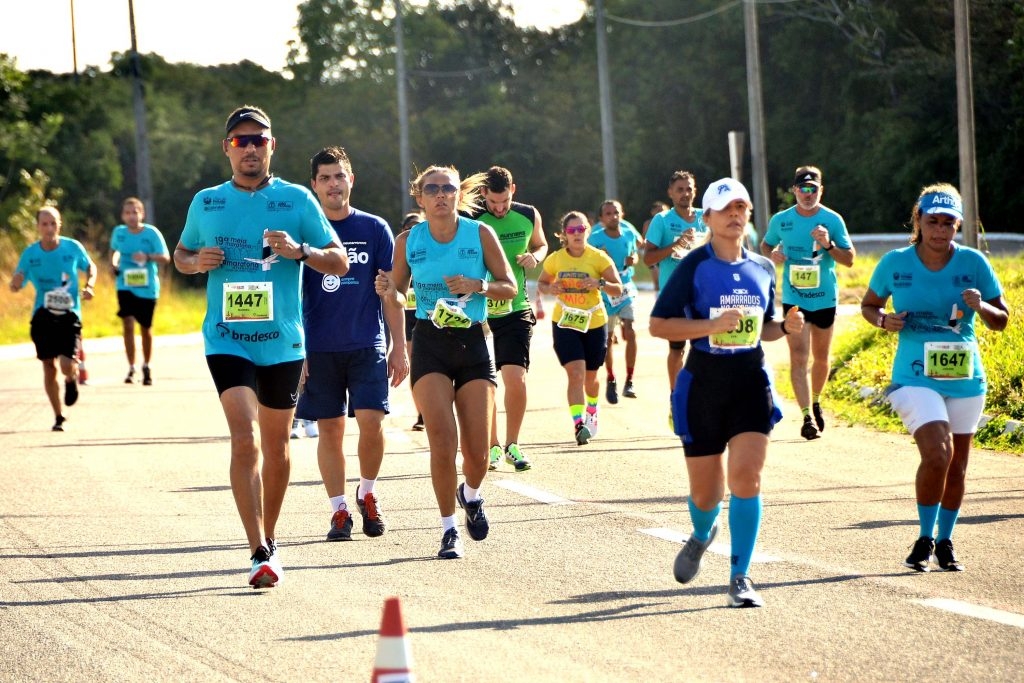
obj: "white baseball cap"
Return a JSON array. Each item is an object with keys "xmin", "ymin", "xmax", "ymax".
[{"xmin": 702, "ymin": 177, "xmax": 752, "ymax": 212}]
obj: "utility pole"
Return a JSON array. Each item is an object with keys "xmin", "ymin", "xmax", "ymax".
[
  {"xmin": 70, "ymin": 0, "xmax": 79, "ymax": 80},
  {"xmin": 595, "ymin": 0, "xmax": 618, "ymax": 200},
  {"xmin": 128, "ymin": 0, "xmax": 155, "ymax": 221},
  {"xmin": 954, "ymin": 0, "xmax": 978, "ymax": 247},
  {"xmin": 394, "ymin": 0, "xmax": 412, "ymax": 216},
  {"xmin": 743, "ymin": 1, "xmax": 769, "ymax": 237}
]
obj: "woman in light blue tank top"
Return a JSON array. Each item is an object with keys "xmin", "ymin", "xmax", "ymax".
[
  {"xmin": 377, "ymin": 165, "xmax": 516, "ymax": 559},
  {"xmin": 861, "ymin": 183, "xmax": 1009, "ymax": 572}
]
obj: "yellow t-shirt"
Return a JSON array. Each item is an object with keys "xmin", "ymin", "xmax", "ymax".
[{"xmin": 542, "ymin": 245, "xmax": 614, "ymax": 330}]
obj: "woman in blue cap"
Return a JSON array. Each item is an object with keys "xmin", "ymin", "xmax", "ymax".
[{"xmin": 861, "ymin": 183, "xmax": 1009, "ymax": 572}]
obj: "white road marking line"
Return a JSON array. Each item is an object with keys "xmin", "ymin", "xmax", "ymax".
[
  {"xmin": 917, "ymin": 598, "xmax": 1024, "ymax": 629},
  {"xmin": 638, "ymin": 527, "xmax": 782, "ymax": 563},
  {"xmin": 493, "ymin": 480, "xmax": 576, "ymax": 505}
]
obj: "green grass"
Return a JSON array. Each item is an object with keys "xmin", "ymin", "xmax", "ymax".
[
  {"xmin": 0, "ymin": 267, "xmax": 206, "ymax": 344},
  {"xmin": 775, "ymin": 254, "xmax": 1024, "ymax": 454}
]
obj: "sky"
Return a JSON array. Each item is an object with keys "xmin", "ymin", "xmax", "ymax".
[{"xmin": 1, "ymin": 0, "xmax": 588, "ymax": 75}]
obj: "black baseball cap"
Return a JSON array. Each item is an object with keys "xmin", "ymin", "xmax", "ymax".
[
  {"xmin": 793, "ymin": 170, "xmax": 821, "ymax": 187},
  {"xmin": 225, "ymin": 106, "xmax": 271, "ymax": 136}
]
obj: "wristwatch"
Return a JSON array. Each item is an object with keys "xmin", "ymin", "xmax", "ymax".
[
  {"xmin": 298, "ymin": 243, "xmax": 311, "ymax": 262},
  {"xmin": 478, "ymin": 278, "xmax": 489, "ymax": 294},
  {"xmin": 824, "ymin": 241, "xmax": 835, "ymax": 251},
  {"xmin": 597, "ymin": 278, "xmax": 607, "ymax": 290}
]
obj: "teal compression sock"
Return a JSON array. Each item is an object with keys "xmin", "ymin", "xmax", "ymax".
[
  {"xmin": 687, "ymin": 498, "xmax": 722, "ymax": 543},
  {"xmin": 729, "ymin": 494, "xmax": 762, "ymax": 578}
]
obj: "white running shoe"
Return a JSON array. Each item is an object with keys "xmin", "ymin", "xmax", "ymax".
[
  {"xmin": 303, "ymin": 419, "xmax": 319, "ymax": 438},
  {"xmin": 289, "ymin": 419, "xmax": 302, "ymax": 439},
  {"xmin": 584, "ymin": 410, "xmax": 599, "ymax": 438}
]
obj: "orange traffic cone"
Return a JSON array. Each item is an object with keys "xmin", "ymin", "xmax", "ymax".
[
  {"xmin": 371, "ymin": 596, "xmax": 414, "ymax": 683},
  {"xmin": 77, "ymin": 345, "xmax": 89, "ymax": 385}
]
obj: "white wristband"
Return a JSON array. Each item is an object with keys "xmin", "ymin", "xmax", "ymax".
[{"xmin": 479, "ymin": 279, "xmax": 488, "ymax": 294}]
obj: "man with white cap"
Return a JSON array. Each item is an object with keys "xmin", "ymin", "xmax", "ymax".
[
  {"xmin": 651, "ymin": 177, "xmax": 804, "ymax": 608},
  {"xmin": 761, "ymin": 166, "xmax": 855, "ymax": 440}
]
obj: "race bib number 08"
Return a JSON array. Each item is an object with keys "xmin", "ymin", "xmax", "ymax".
[
  {"xmin": 223, "ymin": 282, "xmax": 273, "ymax": 322},
  {"xmin": 924, "ymin": 341, "xmax": 973, "ymax": 380},
  {"xmin": 708, "ymin": 306, "xmax": 763, "ymax": 350}
]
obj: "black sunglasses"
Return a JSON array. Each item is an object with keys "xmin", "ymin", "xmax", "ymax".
[
  {"xmin": 226, "ymin": 134, "xmax": 271, "ymax": 148},
  {"xmin": 422, "ymin": 183, "xmax": 458, "ymax": 197}
]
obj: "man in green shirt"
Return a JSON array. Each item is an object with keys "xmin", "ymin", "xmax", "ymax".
[{"xmin": 470, "ymin": 167, "xmax": 548, "ymax": 471}]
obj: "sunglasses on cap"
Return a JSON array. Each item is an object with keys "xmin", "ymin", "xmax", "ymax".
[
  {"xmin": 564, "ymin": 225, "xmax": 587, "ymax": 235},
  {"xmin": 797, "ymin": 185, "xmax": 819, "ymax": 194},
  {"xmin": 421, "ymin": 183, "xmax": 459, "ymax": 197},
  {"xmin": 226, "ymin": 134, "xmax": 272, "ymax": 148}
]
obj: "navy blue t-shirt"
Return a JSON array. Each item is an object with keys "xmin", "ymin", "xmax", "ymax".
[
  {"xmin": 651, "ymin": 243, "xmax": 776, "ymax": 355},
  {"xmin": 302, "ymin": 208, "xmax": 394, "ymax": 353}
]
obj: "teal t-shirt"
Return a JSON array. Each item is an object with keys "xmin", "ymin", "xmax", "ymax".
[
  {"xmin": 111, "ymin": 223, "xmax": 169, "ymax": 299},
  {"xmin": 644, "ymin": 207, "xmax": 707, "ymax": 289},
  {"xmin": 406, "ymin": 216, "xmax": 489, "ymax": 325},
  {"xmin": 180, "ymin": 178, "xmax": 337, "ymax": 366},
  {"xmin": 869, "ymin": 244, "xmax": 1002, "ymax": 398},
  {"xmin": 589, "ymin": 225, "xmax": 640, "ymax": 316},
  {"xmin": 14, "ymin": 237, "xmax": 93, "ymax": 318},
  {"xmin": 763, "ymin": 204, "xmax": 850, "ymax": 310}
]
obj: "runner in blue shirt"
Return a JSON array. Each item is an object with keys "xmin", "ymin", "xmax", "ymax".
[
  {"xmin": 644, "ymin": 171, "xmax": 708, "ymax": 423},
  {"xmin": 590, "ymin": 199, "xmax": 641, "ymax": 403},
  {"xmin": 376, "ymin": 165, "xmax": 516, "ymax": 560},
  {"xmin": 761, "ymin": 166, "xmax": 855, "ymax": 440},
  {"xmin": 650, "ymin": 178, "xmax": 805, "ymax": 608},
  {"xmin": 174, "ymin": 106, "xmax": 349, "ymax": 589},
  {"xmin": 110, "ymin": 197, "xmax": 170, "ymax": 386},
  {"xmin": 861, "ymin": 183, "xmax": 1008, "ymax": 573},
  {"xmin": 296, "ymin": 146, "xmax": 408, "ymax": 543},
  {"xmin": 10, "ymin": 206, "xmax": 97, "ymax": 431}
]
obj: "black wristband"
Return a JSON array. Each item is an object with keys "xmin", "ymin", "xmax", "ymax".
[{"xmin": 781, "ymin": 320, "xmax": 790, "ymax": 335}]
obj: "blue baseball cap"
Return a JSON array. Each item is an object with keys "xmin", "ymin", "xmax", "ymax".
[{"xmin": 919, "ymin": 191, "xmax": 963, "ymax": 221}]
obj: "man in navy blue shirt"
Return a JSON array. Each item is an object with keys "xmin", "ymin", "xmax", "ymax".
[{"xmin": 296, "ymin": 146, "xmax": 409, "ymax": 542}]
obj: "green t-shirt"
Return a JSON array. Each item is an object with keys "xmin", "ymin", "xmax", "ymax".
[{"xmin": 474, "ymin": 201, "xmax": 537, "ymax": 317}]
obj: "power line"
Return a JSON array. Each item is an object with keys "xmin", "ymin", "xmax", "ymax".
[{"xmin": 606, "ymin": 0, "xmax": 801, "ymax": 28}]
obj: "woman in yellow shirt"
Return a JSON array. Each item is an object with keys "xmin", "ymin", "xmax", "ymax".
[{"xmin": 537, "ymin": 211, "xmax": 622, "ymax": 445}]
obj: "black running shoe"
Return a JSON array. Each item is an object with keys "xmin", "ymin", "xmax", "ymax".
[
  {"xmin": 412, "ymin": 414, "xmax": 425, "ymax": 431},
  {"xmin": 934, "ymin": 538, "xmax": 964, "ymax": 571},
  {"xmin": 327, "ymin": 508, "xmax": 353, "ymax": 541},
  {"xmin": 812, "ymin": 402, "xmax": 825, "ymax": 432},
  {"xmin": 356, "ymin": 486, "xmax": 386, "ymax": 537},
  {"xmin": 52, "ymin": 415, "xmax": 66, "ymax": 432},
  {"xmin": 605, "ymin": 378, "xmax": 618, "ymax": 404},
  {"xmin": 800, "ymin": 415, "xmax": 820, "ymax": 440},
  {"xmin": 142, "ymin": 366, "xmax": 152, "ymax": 386},
  {"xmin": 904, "ymin": 536, "xmax": 935, "ymax": 572},
  {"xmin": 437, "ymin": 528, "xmax": 464, "ymax": 559},
  {"xmin": 64, "ymin": 379, "xmax": 79, "ymax": 407},
  {"xmin": 456, "ymin": 483, "xmax": 489, "ymax": 541}
]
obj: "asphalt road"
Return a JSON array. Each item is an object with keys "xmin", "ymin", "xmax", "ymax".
[{"xmin": 2, "ymin": 292, "xmax": 1022, "ymax": 682}]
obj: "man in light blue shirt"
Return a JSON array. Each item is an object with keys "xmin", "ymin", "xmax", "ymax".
[
  {"xmin": 111, "ymin": 197, "xmax": 170, "ymax": 385},
  {"xmin": 761, "ymin": 166, "xmax": 855, "ymax": 440},
  {"xmin": 174, "ymin": 105, "xmax": 349, "ymax": 589}
]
